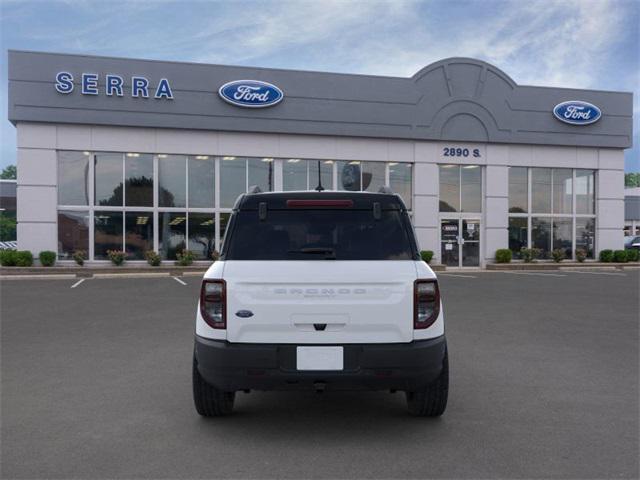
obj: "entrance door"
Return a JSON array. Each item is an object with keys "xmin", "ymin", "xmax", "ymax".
[{"xmin": 440, "ymin": 218, "xmax": 480, "ymax": 267}]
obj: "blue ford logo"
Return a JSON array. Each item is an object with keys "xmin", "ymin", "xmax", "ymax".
[
  {"xmin": 235, "ymin": 310, "xmax": 254, "ymax": 318},
  {"xmin": 218, "ymin": 80, "xmax": 283, "ymax": 108},
  {"xmin": 553, "ymin": 101, "xmax": 601, "ymax": 125}
]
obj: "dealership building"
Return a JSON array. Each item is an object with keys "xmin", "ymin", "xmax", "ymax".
[{"xmin": 7, "ymin": 50, "xmax": 633, "ymax": 267}]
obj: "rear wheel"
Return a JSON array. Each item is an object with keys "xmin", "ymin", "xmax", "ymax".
[
  {"xmin": 192, "ymin": 356, "xmax": 235, "ymax": 416},
  {"xmin": 406, "ymin": 350, "xmax": 449, "ymax": 417}
]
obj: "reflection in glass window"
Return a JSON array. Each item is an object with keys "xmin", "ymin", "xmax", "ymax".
[
  {"xmin": 188, "ymin": 213, "xmax": 215, "ymax": 259},
  {"xmin": 362, "ymin": 162, "xmax": 386, "ymax": 192},
  {"xmin": 552, "ymin": 169, "xmax": 572, "ymax": 214},
  {"xmin": 125, "ymin": 153, "xmax": 153, "ymax": 207},
  {"xmin": 95, "ymin": 153, "xmax": 123, "ymax": 206},
  {"xmin": 576, "ymin": 170, "xmax": 595, "ymax": 214},
  {"xmin": 58, "ymin": 210, "xmax": 89, "ymax": 259},
  {"xmin": 508, "ymin": 217, "xmax": 527, "ymax": 258},
  {"xmin": 338, "ymin": 161, "xmax": 361, "ymax": 191},
  {"xmin": 220, "ymin": 157, "xmax": 246, "ymax": 208},
  {"xmin": 389, "ymin": 163, "xmax": 412, "ymax": 209},
  {"xmin": 189, "ymin": 156, "xmax": 215, "ymax": 208},
  {"xmin": 158, "ymin": 155, "xmax": 186, "ymax": 207},
  {"xmin": 552, "ymin": 217, "xmax": 572, "ymax": 258},
  {"xmin": 461, "ymin": 165, "xmax": 481, "ymax": 212},
  {"xmin": 508, "ymin": 167, "xmax": 528, "ymax": 213},
  {"xmin": 309, "ymin": 160, "xmax": 333, "ymax": 191},
  {"xmin": 159, "ymin": 212, "xmax": 186, "ymax": 260},
  {"xmin": 58, "ymin": 151, "xmax": 90, "ymax": 205},
  {"xmin": 220, "ymin": 212, "xmax": 231, "ymax": 250},
  {"xmin": 439, "ymin": 165, "xmax": 459, "ymax": 212},
  {"xmin": 125, "ymin": 212, "xmax": 153, "ymax": 260},
  {"xmin": 283, "ymin": 159, "xmax": 307, "ymax": 191},
  {"xmin": 248, "ymin": 158, "xmax": 274, "ymax": 192},
  {"xmin": 531, "ymin": 168, "xmax": 552, "ymax": 213},
  {"xmin": 94, "ymin": 211, "xmax": 123, "ymax": 259},
  {"xmin": 576, "ymin": 218, "xmax": 595, "ymax": 258},
  {"xmin": 531, "ymin": 217, "xmax": 551, "ymax": 259}
]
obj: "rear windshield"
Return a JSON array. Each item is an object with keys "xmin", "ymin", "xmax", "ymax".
[{"xmin": 224, "ymin": 210, "xmax": 416, "ymax": 260}]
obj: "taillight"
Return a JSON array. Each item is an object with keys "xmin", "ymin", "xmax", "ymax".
[
  {"xmin": 414, "ymin": 279, "xmax": 440, "ymax": 329},
  {"xmin": 200, "ymin": 279, "xmax": 226, "ymax": 329}
]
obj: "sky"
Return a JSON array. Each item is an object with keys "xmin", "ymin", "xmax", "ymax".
[{"xmin": 0, "ymin": 0, "xmax": 638, "ymax": 172}]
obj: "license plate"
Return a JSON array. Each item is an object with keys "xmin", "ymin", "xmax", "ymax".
[{"xmin": 296, "ymin": 346, "xmax": 344, "ymax": 371}]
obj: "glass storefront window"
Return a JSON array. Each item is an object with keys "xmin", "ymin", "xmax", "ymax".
[
  {"xmin": 508, "ymin": 217, "xmax": 527, "ymax": 258},
  {"xmin": 439, "ymin": 165, "xmax": 459, "ymax": 212},
  {"xmin": 220, "ymin": 157, "xmax": 246, "ymax": 208},
  {"xmin": 531, "ymin": 217, "xmax": 551, "ymax": 259},
  {"xmin": 248, "ymin": 158, "xmax": 274, "ymax": 193},
  {"xmin": 94, "ymin": 211, "xmax": 123, "ymax": 259},
  {"xmin": 188, "ymin": 213, "xmax": 215, "ymax": 259},
  {"xmin": 361, "ymin": 162, "xmax": 386, "ymax": 192},
  {"xmin": 58, "ymin": 210, "xmax": 89, "ymax": 259},
  {"xmin": 552, "ymin": 217, "xmax": 572, "ymax": 258},
  {"xmin": 310, "ymin": 160, "xmax": 333, "ymax": 191},
  {"xmin": 389, "ymin": 163, "xmax": 412, "ymax": 209},
  {"xmin": 461, "ymin": 165, "xmax": 481, "ymax": 212},
  {"xmin": 552, "ymin": 169, "xmax": 572, "ymax": 214},
  {"xmin": 58, "ymin": 151, "xmax": 90, "ymax": 205},
  {"xmin": 125, "ymin": 212, "xmax": 153, "ymax": 260},
  {"xmin": 188, "ymin": 156, "xmax": 215, "ymax": 208},
  {"xmin": 95, "ymin": 153, "xmax": 123, "ymax": 206},
  {"xmin": 220, "ymin": 212, "xmax": 231, "ymax": 250},
  {"xmin": 158, "ymin": 155, "xmax": 186, "ymax": 207},
  {"xmin": 338, "ymin": 161, "xmax": 361, "ymax": 191},
  {"xmin": 576, "ymin": 170, "xmax": 595, "ymax": 214},
  {"xmin": 576, "ymin": 218, "xmax": 595, "ymax": 259},
  {"xmin": 283, "ymin": 159, "xmax": 307, "ymax": 191},
  {"xmin": 508, "ymin": 167, "xmax": 528, "ymax": 213},
  {"xmin": 124, "ymin": 153, "xmax": 153, "ymax": 207},
  {"xmin": 159, "ymin": 212, "xmax": 186, "ymax": 260},
  {"xmin": 531, "ymin": 168, "xmax": 552, "ymax": 213}
]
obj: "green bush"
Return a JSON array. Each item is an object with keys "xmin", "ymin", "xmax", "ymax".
[
  {"xmin": 39, "ymin": 250, "xmax": 56, "ymax": 267},
  {"xmin": 495, "ymin": 249, "xmax": 512, "ymax": 263},
  {"xmin": 175, "ymin": 249, "xmax": 195, "ymax": 266},
  {"xmin": 107, "ymin": 250, "xmax": 127, "ymax": 266},
  {"xmin": 420, "ymin": 250, "xmax": 434, "ymax": 264},
  {"xmin": 72, "ymin": 250, "xmax": 87, "ymax": 266},
  {"xmin": 0, "ymin": 249, "xmax": 18, "ymax": 266},
  {"xmin": 15, "ymin": 250, "xmax": 34, "ymax": 267},
  {"xmin": 144, "ymin": 250, "xmax": 161, "ymax": 266},
  {"xmin": 551, "ymin": 249, "xmax": 565, "ymax": 263},
  {"xmin": 520, "ymin": 247, "xmax": 536, "ymax": 263},
  {"xmin": 599, "ymin": 249, "xmax": 614, "ymax": 262},
  {"xmin": 575, "ymin": 249, "xmax": 587, "ymax": 263},
  {"xmin": 626, "ymin": 249, "xmax": 639, "ymax": 262},
  {"xmin": 613, "ymin": 250, "xmax": 628, "ymax": 263}
]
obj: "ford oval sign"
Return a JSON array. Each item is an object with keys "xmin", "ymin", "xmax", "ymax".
[
  {"xmin": 218, "ymin": 80, "xmax": 283, "ymax": 108},
  {"xmin": 553, "ymin": 100, "xmax": 601, "ymax": 125}
]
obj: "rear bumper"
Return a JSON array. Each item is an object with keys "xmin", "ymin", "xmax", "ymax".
[{"xmin": 194, "ymin": 335, "xmax": 447, "ymax": 392}]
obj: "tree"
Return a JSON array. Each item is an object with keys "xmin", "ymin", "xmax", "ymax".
[
  {"xmin": 1, "ymin": 165, "xmax": 16, "ymax": 179},
  {"xmin": 625, "ymin": 173, "xmax": 640, "ymax": 188}
]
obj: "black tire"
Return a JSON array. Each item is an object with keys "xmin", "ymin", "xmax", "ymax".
[
  {"xmin": 405, "ymin": 349, "xmax": 449, "ymax": 417},
  {"xmin": 192, "ymin": 356, "xmax": 235, "ymax": 417}
]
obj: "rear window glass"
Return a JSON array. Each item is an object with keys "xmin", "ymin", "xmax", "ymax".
[{"xmin": 224, "ymin": 210, "xmax": 415, "ymax": 260}]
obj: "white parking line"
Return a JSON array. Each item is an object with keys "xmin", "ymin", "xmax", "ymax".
[
  {"xmin": 500, "ymin": 271, "xmax": 566, "ymax": 277},
  {"xmin": 568, "ymin": 270, "xmax": 626, "ymax": 276},
  {"xmin": 172, "ymin": 276, "xmax": 187, "ymax": 286},
  {"xmin": 439, "ymin": 274, "xmax": 477, "ymax": 278},
  {"xmin": 70, "ymin": 278, "xmax": 85, "ymax": 288}
]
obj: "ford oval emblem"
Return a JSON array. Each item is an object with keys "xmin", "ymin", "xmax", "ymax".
[
  {"xmin": 553, "ymin": 100, "xmax": 601, "ymax": 125},
  {"xmin": 218, "ymin": 80, "xmax": 284, "ymax": 108},
  {"xmin": 235, "ymin": 310, "xmax": 254, "ymax": 318}
]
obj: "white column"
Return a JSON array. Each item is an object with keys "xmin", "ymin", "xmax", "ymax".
[
  {"xmin": 413, "ymin": 142, "xmax": 439, "ymax": 261},
  {"xmin": 484, "ymin": 165, "xmax": 509, "ymax": 263},
  {"xmin": 596, "ymin": 149, "xmax": 625, "ymax": 252}
]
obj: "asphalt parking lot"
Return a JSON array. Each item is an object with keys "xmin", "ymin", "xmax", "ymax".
[{"xmin": 1, "ymin": 270, "xmax": 638, "ymax": 479}]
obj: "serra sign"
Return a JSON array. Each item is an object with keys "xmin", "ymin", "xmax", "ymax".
[
  {"xmin": 553, "ymin": 101, "xmax": 601, "ymax": 125},
  {"xmin": 55, "ymin": 72, "xmax": 174, "ymax": 99},
  {"xmin": 218, "ymin": 80, "xmax": 284, "ymax": 108}
]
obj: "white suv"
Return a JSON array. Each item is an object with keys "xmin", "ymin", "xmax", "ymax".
[{"xmin": 193, "ymin": 190, "xmax": 448, "ymax": 416}]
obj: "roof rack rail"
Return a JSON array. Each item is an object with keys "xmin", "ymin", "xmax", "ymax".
[
  {"xmin": 247, "ymin": 185, "xmax": 262, "ymax": 194},
  {"xmin": 378, "ymin": 186, "xmax": 394, "ymax": 195}
]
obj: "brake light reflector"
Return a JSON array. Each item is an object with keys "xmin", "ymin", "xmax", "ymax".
[
  {"xmin": 200, "ymin": 279, "xmax": 226, "ymax": 329},
  {"xmin": 414, "ymin": 279, "xmax": 440, "ymax": 329},
  {"xmin": 286, "ymin": 199, "xmax": 354, "ymax": 208}
]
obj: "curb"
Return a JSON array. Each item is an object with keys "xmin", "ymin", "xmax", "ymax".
[{"xmin": 486, "ymin": 262, "xmax": 638, "ymax": 271}]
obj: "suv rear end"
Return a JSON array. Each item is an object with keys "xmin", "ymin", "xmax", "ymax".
[{"xmin": 193, "ymin": 190, "xmax": 448, "ymax": 416}]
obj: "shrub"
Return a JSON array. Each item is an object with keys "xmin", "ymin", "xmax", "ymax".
[
  {"xmin": 626, "ymin": 249, "xmax": 639, "ymax": 262},
  {"xmin": 520, "ymin": 248, "xmax": 533, "ymax": 263},
  {"xmin": 0, "ymin": 249, "xmax": 18, "ymax": 266},
  {"xmin": 613, "ymin": 250, "xmax": 628, "ymax": 263},
  {"xmin": 175, "ymin": 249, "xmax": 195, "ymax": 266},
  {"xmin": 39, "ymin": 250, "xmax": 57, "ymax": 267},
  {"xmin": 551, "ymin": 249, "xmax": 565, "ymax": 263},
  {"xmin": 15, "ymin": 250, "xmax": 34, "ymax": 267},
  {"xmin": 211, "ymin": 250, "xmax": 220, "ymax": 262},
  {"xmin": 575, "ymin": 249, "xmax": 587, "ymax": 263},
  {"xmin": 495, "ymin": 249, "xmax": 512, "ymax": 263},
  {"xmin": 107, "ymin": 250, "xmax": 127, "ymax": 266},
  {"xmin": 599, "ymin": 249, "xmax": 614, "ymax": 262},
  {"xmin": 420, "ymin": 250, "xmax": 434, "ymax": 264},
  {"xmin": 72, "ymin": 250, "xmax": 87, "ymax": 266},
  {"xmin": 144, "ymin": 250, "xmax": 161, "ymax": 266}
]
